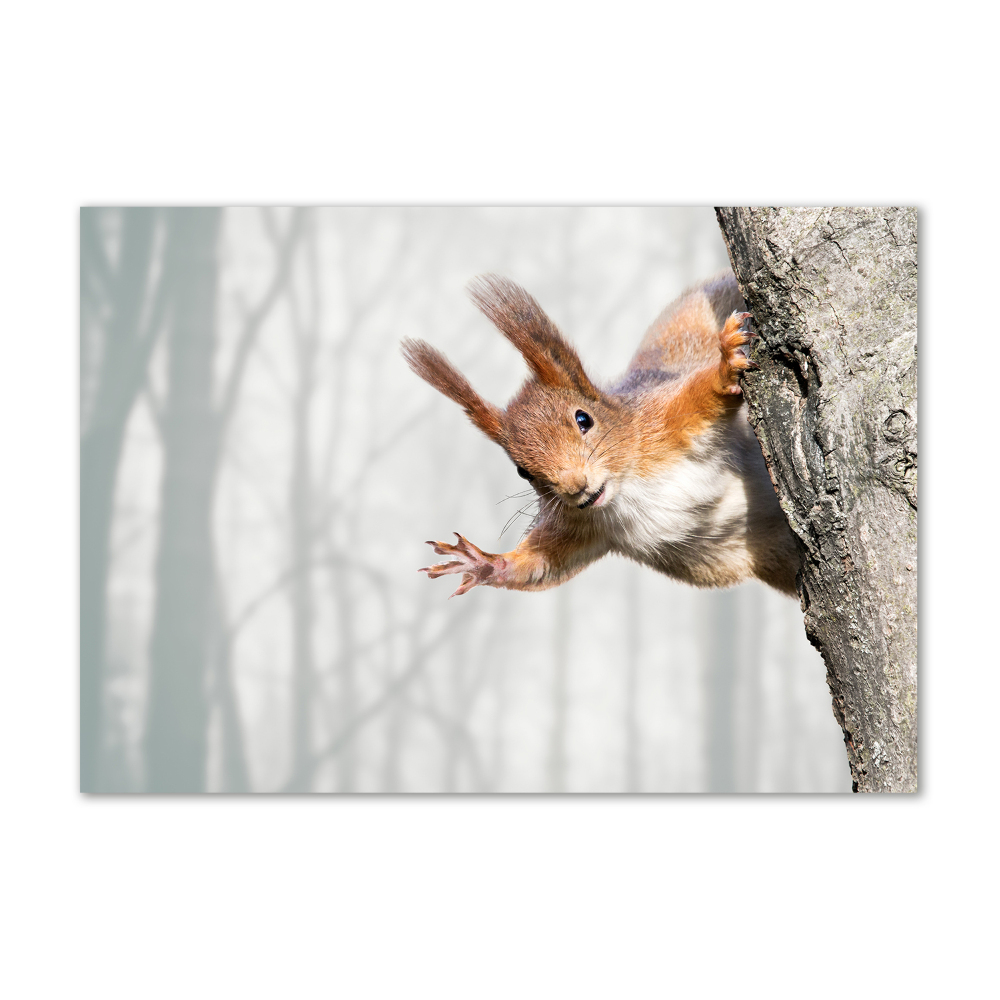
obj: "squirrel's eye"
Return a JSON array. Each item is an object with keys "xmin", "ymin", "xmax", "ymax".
[
  {"xmin": 575, "ymin": 410, "xmax": 594, "ymax": 433},
  {"xmin": 516, "ymin": 465, "xmax": 534, "ymax": 481}
]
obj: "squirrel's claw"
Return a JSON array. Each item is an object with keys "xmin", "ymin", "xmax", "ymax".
[
  {"xmin": 737, "ymin": 312, "xmax": 761, "ymax": 343},
  {"xmin": 449, "ymin": 573, "xmax": 478, "ymax": 599},
  {"xmin": 419, "ymin": 532, "xmax": 502, "ymax": 596},
  {"xmin": 717, "ymin": 311, "xmax": 759, "ymax": 393}
]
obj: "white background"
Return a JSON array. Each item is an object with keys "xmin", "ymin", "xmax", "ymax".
[{"xmin": 3, "ymin": 1, "xmax": 992, "ymax": 997}]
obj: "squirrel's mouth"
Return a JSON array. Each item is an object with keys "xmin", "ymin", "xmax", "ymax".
[{"xmin": 577, "ymin": 483, "xmax": 607, "ymax": 509}]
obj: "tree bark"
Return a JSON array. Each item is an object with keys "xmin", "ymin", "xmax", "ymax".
[{"xmin": 715, "ymin": 207, "xmax": 917, "ymax": 793}]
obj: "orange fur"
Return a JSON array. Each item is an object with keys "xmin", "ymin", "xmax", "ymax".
[
  {"xmin": 634, "ymin": 310, "xmax": 753, "ymax": 474},
  {"xmin": 400, "ymin": 338, "xmax": 504, "ymax": 442},
  {"xmin": 467, "ymin": 276, "xmax": 601, "ymax": 397},
  {"xmin": 404, "ymin": 271, "xmax": 799, "ymax": 598}
]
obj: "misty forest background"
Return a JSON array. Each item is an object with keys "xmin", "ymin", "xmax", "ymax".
[{"xmin": 81, "ymin": 207, "xmax": 851, "ymax": 793}]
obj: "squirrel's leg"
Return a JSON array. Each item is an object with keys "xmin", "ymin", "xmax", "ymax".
[
  {"xmin": 658, "ymin": 312, "xmax": 757, "ymax": 443},
  {"xmin": 420, "ymin": 526, "xmax": 605, "ymax": 597}
]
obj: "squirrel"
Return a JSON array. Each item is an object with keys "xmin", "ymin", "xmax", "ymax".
[{"xmin": 401, "ymin": 271, "xmax": 799, "ymax": 598}]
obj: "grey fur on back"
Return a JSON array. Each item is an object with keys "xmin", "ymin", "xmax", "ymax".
[{"xmin": 611, "ymin": 271, "xmax": 744, "ymax": 397}]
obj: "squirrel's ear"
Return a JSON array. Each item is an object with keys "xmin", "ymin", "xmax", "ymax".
[
  {"xmin": 401, "ymin": 339, "xmax": 505, "ymax": 443},
  {"xmin": 467, "ymin": 275, "xmax": 600, "ymax": 399}
]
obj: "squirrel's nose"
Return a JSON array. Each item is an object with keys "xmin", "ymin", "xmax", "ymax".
[{"xmin": 559, "ymin": 471, "xmax": 588, "ymax": 496}]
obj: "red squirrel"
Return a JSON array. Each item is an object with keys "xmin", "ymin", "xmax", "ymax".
[{"xmin": 401, "ymin": 272, "xmax": 799, "ymax": 598}]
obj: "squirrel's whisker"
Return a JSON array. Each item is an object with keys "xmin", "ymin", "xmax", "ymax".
[{"xmin": 403, "ymin": 271, "xmax": 799, "ymax": 598}]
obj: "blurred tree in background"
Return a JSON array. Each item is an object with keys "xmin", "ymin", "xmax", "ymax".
[
  {"xmin": 81, "ymin": 207, "xmax": 851, "ymax": 793},
  {"xmin": 81, "ymin": 208, "xmax": 169, "ymax": 791}
]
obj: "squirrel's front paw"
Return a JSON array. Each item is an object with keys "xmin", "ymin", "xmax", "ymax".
[
  {"xmin": 419, "ymin": 533, "xmax": 505, "ymax": 597},
  {"xmin": 717, "ymin": 311, "xmax": 758, "ymax": 395}
]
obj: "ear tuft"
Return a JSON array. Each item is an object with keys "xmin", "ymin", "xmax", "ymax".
[
  {"xmin": 401, "ymin": 338, "xmax": 504, "ymax": 443},
  {"xmin": 467, "ymin": 275, "xmax": 599, "ymax": 398}
]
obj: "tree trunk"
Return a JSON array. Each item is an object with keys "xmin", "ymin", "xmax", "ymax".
[
  {"xmin": 213, "ymin": 576, "xmax": 251, "ymax": 792},
  {"xmin": 80, "ymin": 208, "xmax": 160, "ymax": 791},
  {"xmin": 145, "ymin": 208, "xmax": 222, "ymax": 792},
  {"xmin": 706, "ymin": 589, "xmax": 737, "ymax": 792},
  {"xmin": 545, "ymin": 589, "xmax": 570, "ymax": 792},
  {"xmin": 715, "ymin": 207, "xmax": 917, "ymax": 793},
  {"xmin": 623, "ymin": 567, "xmax": 641, "ymax": 792},
  {"xmin": 287, "ymin": 224, "xmax": 319, "ymax": 792}
]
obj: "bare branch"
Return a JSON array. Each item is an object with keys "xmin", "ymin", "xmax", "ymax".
[
  {"xmin": 220, "ymin": 551, "xmax": 393, "ymax": 653},
  {"xmin": 217, "ymin": 208, "xmax": 306, "ymax": 431},
  {"xmin": 80, "ymin": 209, "xmax": 115, "ymax": 302},
  {"xmin": 279, "ymin": 621, "xmax": 451, "ymax": 792}
]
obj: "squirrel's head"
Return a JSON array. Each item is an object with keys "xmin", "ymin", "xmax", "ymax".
[{"xmin": 402, "ymin": 275, "xmax": 627, "ymax": 511}]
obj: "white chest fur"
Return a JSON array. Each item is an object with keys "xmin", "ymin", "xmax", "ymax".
[
  {"xmin": 592, "ymin": 410, "xmax": 783, "ymax": 586},
  {"xmin": 605, "ymin": 449, "xmax": 750, "ymax": 558}
]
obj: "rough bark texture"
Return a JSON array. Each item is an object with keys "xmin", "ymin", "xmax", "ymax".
[{"xmin": 715, "ymin": 208, "xmax": 917, "ymax": 793}]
